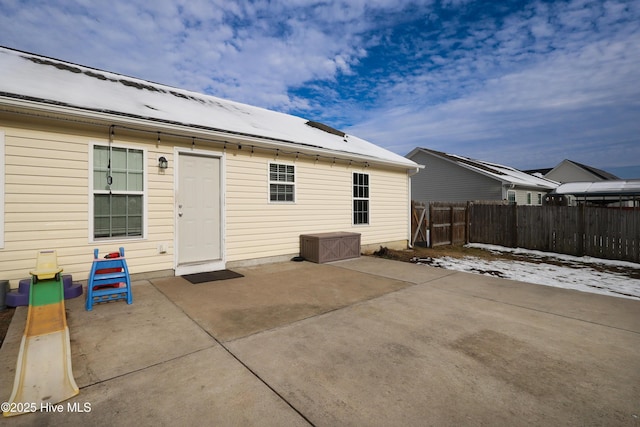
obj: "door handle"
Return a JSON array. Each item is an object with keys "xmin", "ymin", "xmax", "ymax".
[{"xmin": 178, "ymin": 212, "xmax": 183, "ymax": 217}]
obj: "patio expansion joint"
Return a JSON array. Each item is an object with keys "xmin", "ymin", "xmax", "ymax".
[
  {"xmin": 431, "ymin": 282, "xmax": 640, "ymax": 336},
  {"xmin": 150, "ymin": 280, "xmax": 316, "ymax": 427},
  {"xmin": 222, "ymin": 276, "xmax": 419, "ymax": 345},
  {"xmin": 330, "ymin": 259, "xmax": 460, "ymax": 286},
  {"xmin": 78, "ymin": 344, "xmax": 217, "ymax": 391}
]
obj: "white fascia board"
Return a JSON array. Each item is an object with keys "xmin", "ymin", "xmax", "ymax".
[{"xmin": 0, "ymin": 96, "xmax": 418, "ymax": 171}]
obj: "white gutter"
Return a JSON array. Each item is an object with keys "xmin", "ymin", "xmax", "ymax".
[{"xmin": 0, "ymin": 96, "xmax": 419, "ymax": 171}]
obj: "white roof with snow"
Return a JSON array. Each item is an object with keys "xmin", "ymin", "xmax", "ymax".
[
  {"xmin": 0, "ymin": 47, "xmax": 417, "ymax": 169},
  {"xmin": 409, "ymin": 148, "xmax": 558, "ymax": 189}
]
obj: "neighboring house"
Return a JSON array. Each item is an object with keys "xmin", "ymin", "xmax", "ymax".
[
  {"xmin": 0, "ymin": 47, "xmax": 420, "ymax": 284},
  {"xmin": 544, "ymin": 159, "xmax": 619, "ymax": 183},
  {"xmin": 406, "ymin": 148, "xmax": 558, "ymax": 206}
]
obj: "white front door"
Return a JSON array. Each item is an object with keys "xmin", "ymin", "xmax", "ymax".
[{"xmin": 176, "ymin": 152, "xmax": 223, "ymax": 275}]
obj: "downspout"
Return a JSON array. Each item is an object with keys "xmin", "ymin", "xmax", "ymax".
[{"xmin": 407, "ymin": 166, "xmax": 422, "ymax": 248}]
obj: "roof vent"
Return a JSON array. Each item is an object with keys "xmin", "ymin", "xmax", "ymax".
[{"xmin": 306, "ymin": 121, "xmax": 345, "ymax": 138}]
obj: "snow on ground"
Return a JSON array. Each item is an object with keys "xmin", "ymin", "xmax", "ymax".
[{"xmin": 413, "ymin": 244, "xmax": 640, "ymax": 301}]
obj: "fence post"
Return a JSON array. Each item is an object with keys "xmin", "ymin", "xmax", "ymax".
[
  {"xmin": 428, "ymin": 203, "xmax": 433, "ymax": 248},
  {"xmin": 513, "ymin": 203, "xmax": 518, "ymax": 248},
  {"xmin": 465, "ymin": 201, "xmax": 471, "ymax": 244},
  {"xmin": 577, "ymin": 204, "xmax": 585, "ymax": 256},
  {"xmin": 450, "ymin": 205, "xmax": 454, "ymax": 246}
]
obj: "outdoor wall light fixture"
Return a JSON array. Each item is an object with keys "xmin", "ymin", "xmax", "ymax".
[{"xmin": 158, "ymin": 156, "xmax": 168, "ymax": 169}]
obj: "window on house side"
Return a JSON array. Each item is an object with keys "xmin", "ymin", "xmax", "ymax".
[
  {"xmin": 527, "ymin": 192, "xmax": 532, "ymax": 205},
  {"xmin": 507, "ymin": 190, "xmax": 516, "ymax": 205},
  {"xmin": 269, "ymin": 163, "xmax": 295, "ymax": 202},
  {"xmin": 353, "ymin": 173, "xmax": 369, "ymax": 225},
  {"xmin": 93, "ymin": 145, "xmax": 144, "ymax": 239},
  {"xmin": 537, "ymin": 193, "xmax": 542, "ymax": 205}
]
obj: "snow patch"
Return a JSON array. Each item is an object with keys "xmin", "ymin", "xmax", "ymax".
[{"xmin": 413, "ymin": 244, "xmax": 640, "ymax": 300}]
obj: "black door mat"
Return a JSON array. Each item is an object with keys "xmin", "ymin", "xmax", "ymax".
[{"xmin": 182, "ymin": 270, "xmax": 244, "ymax": 284}]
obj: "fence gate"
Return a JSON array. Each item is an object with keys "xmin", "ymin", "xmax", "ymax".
[
  {"xmin": 429, "ymin": 202, "xmax": 468, "ymax": 247},
  {"xmin": 411, "ymin": 201, "xmax": 428, "ymax": 246}
]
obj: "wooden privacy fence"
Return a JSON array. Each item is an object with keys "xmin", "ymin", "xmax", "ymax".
[
  {"xmin": 423, "ymin": 201, "xmax": 640, "ymax": 263},
  {"xmin": 462, "ymin": 203, "xmax": 640, "ymax": 263}
]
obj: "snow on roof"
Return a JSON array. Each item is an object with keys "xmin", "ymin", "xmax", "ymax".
[
  {"xmin": 0, "ymin": 47, "xmax": 417, "ymax": 169},
  {"xmin": 554, "ymin": 180, "xmax": 640, "ymax": 196},
  {"xmin": 412, "ymin": 148, "xmax": 558, "ymax": 189}
]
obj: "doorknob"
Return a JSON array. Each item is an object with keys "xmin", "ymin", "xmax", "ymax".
[{"xmin": 178, "ymin": 212, "xmax": 183, "ymax": 217}]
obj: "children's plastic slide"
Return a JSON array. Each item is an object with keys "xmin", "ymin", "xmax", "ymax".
[{"xmin": 3, "ymin": 251, "xmax": 79, "ymax": 417}]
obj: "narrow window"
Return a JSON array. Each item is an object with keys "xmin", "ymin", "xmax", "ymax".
[
  {"xmin": 269, "ymin": 163, "xmax": 295, "ymax": 202},
  {"xmin": 353, "ymin": 173, "xmax": 369, "ymax": 225},
  {"xmin": 527, "ymin": 192, "xmax": 532, "ymax": 205},
  {"xmin": 93, "ymin": 145, "xmax": 144, "ymax": 239},
  {"xmin": 507, "ymin": 190, "xmax": 516, "ymax": 205},
  {"xmin": 537, "ymin": 193, "xmax": 542, "ymax": 205}
]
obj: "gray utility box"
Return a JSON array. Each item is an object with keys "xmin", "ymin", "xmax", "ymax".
[{"xmin": 300, "ymin": 232, "xmax": 361, "ymax": 264}]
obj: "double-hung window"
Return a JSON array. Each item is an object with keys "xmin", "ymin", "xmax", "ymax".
[
  {"xmin": 269, "ymin": 163, "xmax": 295, "ymax": 202},
  {"xmin": 93, "ymin": 145, "xmax": 144, "ymax": 239},
  {"xmin": 353, "ymin": 173, "xmax": 369, "ymax": 225}
]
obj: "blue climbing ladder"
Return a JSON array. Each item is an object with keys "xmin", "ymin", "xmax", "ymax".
[{"xmin": 86, "ymin": 247, "xmax": 132, "ymax": 311}]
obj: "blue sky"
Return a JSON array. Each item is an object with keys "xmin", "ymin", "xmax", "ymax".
[{"xmin": 1, "ymin": 0, "xmax": 639, "ymax": 177}]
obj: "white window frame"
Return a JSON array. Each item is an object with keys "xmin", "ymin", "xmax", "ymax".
[
  {"xmin": 88, "ymin": 142, "xmax": 148, "ymax": 242},
  {"xmin": 507, "ymin": 190, "xmax": 516, "ymax": 205},
  {"xmin": 353, "ymin": 172, "xmax": 370, "ymax": 225},
  {"xmin": 537, "ymin": 193, "xmax": 543, "ymax": 205},
  {"xmin": 526, "ymin": 192, "xmax": 532, "ymax": 205},
  {"xmin": 0, "ymin": 131, "xmax": 4, "ymax": 248},
  {"xmin": 268, "ymin": 162, "xmax": 296, "ymax": 203}
]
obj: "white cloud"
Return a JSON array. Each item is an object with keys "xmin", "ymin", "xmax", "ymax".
[
  {"xmin": 343, "ymin": 0, "xmax": 640, "ymax": 171},
  {"xmin": 0, "ymin": 0, "xmax": 638, "ymax": 174}
]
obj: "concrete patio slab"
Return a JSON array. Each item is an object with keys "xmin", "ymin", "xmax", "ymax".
[
  {"xmin": 1, "ymin": 281, "xmax": 308, "ymax": 426},
  {"xmin": 226, "ymin": 269, "xmax": 640, "ymax": 426},
  {"xmin": 152, "ymin": 260, "xmax": 411, "ymax": 342},
  {"xmin": 425, "ymin": 271, "xmax": 640, "ymax": 332},
  {"xmin": 4, "ymin": 345, "xmax": 308, "ymax": 426},
  {"xmin": 1, "ymin": 256, "xmax": 639, "ymax": 426},
  {"xmin": 337, "ymin": 257, "xmax": 640, "ymax": 332},
  {"xmin": 331, "ymin": 255, "xmax": 456, "ymax": 284},
  {"xmin": 68, "ymin": 281, "xmax": 214, "ymax": 386}
]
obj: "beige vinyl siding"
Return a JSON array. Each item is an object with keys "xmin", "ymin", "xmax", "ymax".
[
  {"xmin": 367, "ymin": 167, "xmax": 410, "ymax": 246},
  {"xmin": 225, "ymin": 151, "xmax": 409, "ymax": 262},
  {"xmin": 1, "ymin": 115, "xmax": 410, "ymax": 283},
  {"xmin": 513, "ymin": 188, "xmax": 545, "ymax": 205},
  {"xmin": 0, "ymin": 130, "xmax": 5, "ymax": 249},
  {"xmin": 0, "ymin": 119, "xmax": 176, "ymax": 283}
]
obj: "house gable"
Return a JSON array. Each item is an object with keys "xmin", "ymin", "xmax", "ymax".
[{"xmin": 545, "ymin": 159, "xmax": 619, "ymax": 183}]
